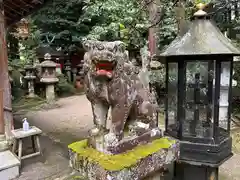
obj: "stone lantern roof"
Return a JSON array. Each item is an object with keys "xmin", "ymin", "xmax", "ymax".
[
  {"xmin": 159, "ymin": 3, "xmax": 240, "ymax": 58},
  {"xmin": 40, "ymin": 60, "xmax": 57, "ymax": 68},
  {"xmin": 24, "ymin": 65, "xmax": 36, "ymax": 70}
]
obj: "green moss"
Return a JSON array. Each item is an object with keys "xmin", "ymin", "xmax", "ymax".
[{"xmin": 68, "ymin": 137, "xmax": 176, "ymax": 171}]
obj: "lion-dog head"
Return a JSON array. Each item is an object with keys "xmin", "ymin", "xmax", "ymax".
[{"xmin": 83, "ymin": 40, "xmax": 127, "ymax": 81}]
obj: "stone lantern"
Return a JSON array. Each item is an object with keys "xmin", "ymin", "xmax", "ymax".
[
  {"xmin": 77, "ymin": 60, "xmax": 84, "ymax": 79},
  {"xmin": 72, "ymin": 67, "xmax": 77, "ymax": 82},
  {"xmin": 40, "ymin": 53, "xmax": 59, "ymax": 102},
  {"xmin": 64, "ymin": 59, "xmax": 72, "ymax": 82},
  {"xmin": 158, "ymin": 3, "xmax": 240, "ymax": 180},
  {"xmin": 19, "ymin": 68, "xmax": 26, "ymax": 89},
  {"xmin": 75, "ymin": 62, "xmax": 84, "ymax": 89},
  {"xmin": 24, "ymin": 65, "xmax": 36, "ymax": 98}
]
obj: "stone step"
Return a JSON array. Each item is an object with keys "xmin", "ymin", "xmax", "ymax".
[
  {"xmin": 0, "ymin": 150, "xmax": 20, "ymax": 180},
  {"xmin": 0, "ymin": 134, "xmax": 5, "ymax": 141},
  {"xmin": 0, "ymin": 140, "xmax": 8, "ymax": 152}
]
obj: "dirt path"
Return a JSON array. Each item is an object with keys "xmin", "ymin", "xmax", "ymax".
[{"xmin": 14, "ymin": 95, "xmax": 94, "ymax": 145}]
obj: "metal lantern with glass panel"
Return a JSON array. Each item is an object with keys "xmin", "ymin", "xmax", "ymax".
[{"xmin": 158, "ymin": 3, "xmax": 240, "ymax": 180}]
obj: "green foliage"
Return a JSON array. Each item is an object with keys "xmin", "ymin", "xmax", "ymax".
[
  {"xmin": 31, "ymin": 0, "xmax": 149, "ymax": 50},
  {"xmin": 11, "ymin": 69, "xmax": 25, "ymax": 100},
  {"xmin": 83, "ymin": 0, "xmax": 149, "ymax": 48},
  {"xmin": 149, "ymin": 68, "xmax": 165, "ymax": 87},
  {"xmin": 157, "ymin": 0, "xmax": 177, "ymax": 50},
  {"xmin": 32, "ymin": 0, "xmax": 89, "ymax": 51},
  {"xmin": 55, "ymin": 74, "xmax": 76, "ymax": 97},
  {"xmin": 19, "ymin": 22, "xmax": 42, "ymax": 66},
  {"xmin": 8, "ymin": 19, "xmax": 42, "ymax": 68}
]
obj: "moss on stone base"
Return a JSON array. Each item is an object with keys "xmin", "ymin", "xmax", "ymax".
[{"xmin": 68, "ymin": 137, "xmax": 176, "ymax": 171}]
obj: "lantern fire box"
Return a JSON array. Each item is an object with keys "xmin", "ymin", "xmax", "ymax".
[{"xmin": 158, "ymin": 3, "xmax": 240, "ymax": 180}]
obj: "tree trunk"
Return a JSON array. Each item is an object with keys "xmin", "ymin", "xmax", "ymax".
[
  {"xmin": 147, "ymin": 0, "xmax": 161, "ymax": 56},
  {"xmin": 175, "ymin": 1, "xmax": 187, "ymax": 37}
]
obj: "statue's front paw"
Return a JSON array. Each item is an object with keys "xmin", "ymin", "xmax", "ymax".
[
  {"xmin": 89, "ymin": 127, "xmax": 100, "ymax": 137},
  {"xmin": 104, "ymin": 133, "xmax": 119, "ymax": 147}
]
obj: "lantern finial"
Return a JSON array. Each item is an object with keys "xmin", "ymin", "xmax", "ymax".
[{"xmin": 194, "ymin": 3, "xmax": 207, "ymax": 17}]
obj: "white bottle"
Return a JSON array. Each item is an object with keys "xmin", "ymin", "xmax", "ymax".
[{"xmin": 22, "ymin": 118, "xmax": 30, "ymax": 131}]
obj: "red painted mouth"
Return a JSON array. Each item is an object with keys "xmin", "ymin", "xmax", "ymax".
[{"xmin": 95, "ymin": 62, "xmax": 115, "ymax": 78}]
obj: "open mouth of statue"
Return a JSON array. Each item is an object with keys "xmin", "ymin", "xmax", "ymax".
[{"xmin": 95, "ymin": 61, "xmax": 115, "ymax": 78}]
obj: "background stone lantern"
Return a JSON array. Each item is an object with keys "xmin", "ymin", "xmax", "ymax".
[
  {"xmin": 64, "ymin": 59, "xmax": 72, "ymax": 82},
  {"xmin": 158, "ymin": 3, "xmax": 240, "ymax": 180},
  {"xmin": 24, "ymin": 65, "xmax": 36, "ymax": 98},
  {"xmin": 40, "ymin": 53, "xmax": 59, "ymax": 102},
  {"xmin": 75, "ymin": 61, "xmax": 84, "ymax": 89}
]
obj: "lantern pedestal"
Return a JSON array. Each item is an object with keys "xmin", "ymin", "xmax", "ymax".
[
  {"xmin": 45, "ymin": 84, "xmax": 55, "ymax": 102},
  {"xmin": 176, "ymin": 136, "xmax": 232, "ymax": 164},
  {"xmin": 174, "ymin": 162, "xmax": 219, "ymax": 180}
]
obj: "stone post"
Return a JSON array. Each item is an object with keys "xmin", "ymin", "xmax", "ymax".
[
  {"xmin": 77, "ymin": 60, "xmax": 84, "ymax": 82},
  {"xmin": 75, "ymin": 62, "xmax": 84, "ymax": 89},
  {"xmin": 40, "ymin": 53, "xmax": 59, "ymax": 103},
  {"xmin": 24, "ymin": 65, "xmax": 36, "ymax": 98},
  {"xmin": 64, "ymin": 59, "xmax": 71, "ymax": 82},
  {"xmin": 72, "ymin": 67, "xmax": 77, "ymax": 82},
  {"xmin": 19, "ymin": 69, "xmax": 25, "ymax": 88}
]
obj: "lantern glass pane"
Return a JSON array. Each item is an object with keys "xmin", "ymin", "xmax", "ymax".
[
  {"xmin": 184, "ymin": 61, "xmax": 212, "ymax": 138},
  {"xmin": 218, "ymin": 61, "xmax": 230, "ymax": 130},
  {"xmin": 167, "ymin": 63, "xmax": 178, "ymax": 132}
]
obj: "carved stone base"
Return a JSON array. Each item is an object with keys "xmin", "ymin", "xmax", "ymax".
[
  {"xmin": 68, "ymin": 137, "xmax": 179, "ymax": 180},
  {"xmin": 108, "ymin": 128, "xmax": 162, "ymax": 154},
  {"xmin": 88, "ymin": 127, "xmax": 162, "ymax": 155}
]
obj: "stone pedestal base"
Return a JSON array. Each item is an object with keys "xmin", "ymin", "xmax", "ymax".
[
  {"xmin": 0, "ymin": 150, "xmax": 20, "ymax": 180},
  {"xmin": 0, "ymin": 135, "xmax": 8, "ymax": 152},
  {"xmin": 68, "ymin": 137, "xmax": 178, "ymax": 180},
  {"xmin": 45, "ymin": 84, "xmax": 55, "ymax": 102},
  {"xmin": 174, "ymin": 162, "xmax": 219, "ymax": 180}
]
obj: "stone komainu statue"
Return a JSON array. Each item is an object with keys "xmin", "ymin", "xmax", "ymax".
[{"xmin": 83, "ymin": 40, "xmax": 160, "ymax": 151}]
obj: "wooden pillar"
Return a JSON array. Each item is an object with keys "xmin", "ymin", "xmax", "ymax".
[
  {"xmin": 0, "ymin": 1, "xmax": 13, "ymax": 137},
  {"xmin": 0, "ymin": 89, "xmax": 4, "ymax": 134}
]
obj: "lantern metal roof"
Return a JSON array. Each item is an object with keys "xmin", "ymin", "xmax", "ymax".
[{"xmin": 159, "ymin": 4, "xmax": 240, "ymax": 57}]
